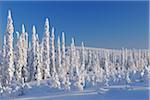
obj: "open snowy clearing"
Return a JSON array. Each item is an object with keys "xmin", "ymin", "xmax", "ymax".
[{"xmin": 0, "ymin": 84, "xmax": 149, "ymax": 100}]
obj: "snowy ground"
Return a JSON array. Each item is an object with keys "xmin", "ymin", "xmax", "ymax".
[{"xmin": 0, "ymin": 81, "xmax": 149, "ymax": 100}]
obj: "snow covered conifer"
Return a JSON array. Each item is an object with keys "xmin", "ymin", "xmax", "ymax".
[
  {"xmin": 70, "ymin": 38, "xmax": 76, "ymax": 79},
  {"xmin": 50, "ymin": 27, "xmax": 56, "ymax": 77},
  {"xmin": 79, "ymin": 42, "xmax": 86, "ymax": 88},
  {"xmin": 74, "ymin": 50, "xmax": 84, "ymax": 91},
  {"xmin": 15, "ymin": 31, "xmax": 22, "ymax": 82},
  {"xmin": 30, "ymin": 25, "xmax": 37, "ymax": 81},
  {"xmin": 35, "ymin": 34, "xmax": 42, "ymax": 85},
  {"xmin": 61, "ymin": 32, "xmax": 67, "ymax": 81},
  {"xmin": 62, "ymin": 32, "xmax": 66, "ymax": 69},
  {"xmin": 80, "ymin": 42, "xmax": 86, "ymax": 83},
  {"xmin": 81, "ymin": 42, "xmax": 85, "ymax": 71},
  {"xmin": 57, "ymin": 35, "xmax": 62, "ymax": 76},
  {"xmin": 1, "ymin": 35, "xmax": 6, "ymax": 86},
  {"xmin": 50, "ymin": 27, "xmax": 60, "ymax": 88},
  {"xmin": 104, "ymin": 50, "xmax": 110, "ymax": 86},
  {"xmin": 61, "ymin": 32, "xmax": 71, "ymax": 90},
  {"xmin": 4, "ymin": 10, "xmax": 14, "ymax": 86},
  {"xmin": 21, "ymin": 24, "xmax": 29, "ymax": 83},
  {"xmin": 39, "ymin": 41, "xmax": 44, "ymax": 79},
  {"xmin": 42, "ymin": 18, "xmax": 50, "ymax": 79}
]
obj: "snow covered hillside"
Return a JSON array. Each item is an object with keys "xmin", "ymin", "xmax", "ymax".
[{"xmin": 0, "ymin": 10, "xmax": 149, "ymax": 99}]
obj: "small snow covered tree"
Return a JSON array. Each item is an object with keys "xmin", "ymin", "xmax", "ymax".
[
  {"xmin": 104, "ymin": 50, "xmax": 110, "ymax": 86},
  {"xmin": 63, "ymin": 55, "xmax": 71, "ymax": 90},
  {"xmin": 86, "ymin": 50, "xmax": 92, "ymax": 82},
  {"xmin": 74, "ymin": 50, "xmax": 84, "ymax": 91},
  {"xmin": 81, "ymin": 42, "xmax": 85, "ymax": 72},
  {"xmin": 4, "ymin": 10, "xmax": 15, "ymax": 87},
  {"xmin": 80, "ymin": 42, "xmax": 86, "ymax": 85},
  {"xmin": 93, "ymin": 51, "xmax": 102, "ymax": 83},
  {"xmin": 124, "ymin": 48, "xmax": 131, "ymax": 84},
  {"xmin": 42, "ymin": 18, "xmax": 50, "ymax": 79},
  {"xmin": 69, "ymin": 38, "xmax": 76, "ymax": 80}
]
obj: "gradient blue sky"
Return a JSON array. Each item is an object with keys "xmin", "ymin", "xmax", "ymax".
[{"xmin": 0, "ymin": 1, "xmax": 149, "ymax": 49}]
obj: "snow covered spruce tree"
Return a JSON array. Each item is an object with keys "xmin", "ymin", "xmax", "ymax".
[
  {"xmin": 80, "ymin": 42, "xmax": 86, "ymax": 86},
  {"xmin": 13, "ymin": 26, "xmax": 29, "ymax": 96},
  {"xmin": 20, "ymin": 25, "xmax": 29, "ymax": 83},
  {"xmin": 26, "ymin": 42, "xmax": 32, "ymax": 81},
  {"xmin": 86, "ymin": 50, "xmax": 92, "ymax": 83},
  {"xmin": 15, "ymin": 31, "xmax": 22, "ymax": 83},
  {"xmin": 30, "ymin": 26, "xmax": 43, "ymax": 84},
  {"xmin": 50, "ymin": 27, "xmax": 56, "ymax": 77},
  {"xmin": 74, "ymin": 49, "xmax": 84, "ymax": 91},
  {"xmin": 4, "ymin": 10, "xmax": 15, "ymax": 88},
  {"xmin": 56, "ymin": 35, "xmax": 62, "ymax": 78},
  {"xmin": 61, "ymin": 32, "xmax": 66, "ymax": 75},
  {"xmin": 42, "ymin": 18, "xmax": 50, "ymax": 79},
  {"xmin": 1, "ymin": 35, "xmax": 6, "ymax": 87},
  {"xmin": 30, "ymin": 26, "xmax": 42, "ymax": 83},
  {"xmin": 35, "ymin": 34, "xmax": 42, "ymax": 85},
  {"xmin": 61, "ymin": 32, "xmax": 71, "ymax": 90},
  {"xmin": 39, "ymin": 42, "xmax": 44, "ymax": 80},
  {"xmin": 104, "ymin": 50, "xmax": 110, "ymax": 86},
  {"xmin": 30, "ymin": 25, "xmax": 37, "ymax": 81},
  {"xmin": 69, "ymin": 38, "xmax": 76, "ymax": 80},
  {"xmin": 50, "ymin": 27, "xmax": 60, "ymax": 88},
  {"xmin": 15, "ymin": 25, "xmax": 29, "ymax": 83}
]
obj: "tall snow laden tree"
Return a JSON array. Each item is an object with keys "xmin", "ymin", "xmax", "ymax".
[
  {"xmin": 4, "ymin": 10, "xmax": 14, "ymax": 87},
  {"xmin": 39, "ymin": 41, "xmax": 44, "ymax": 80},
  {"xmin": 50, "ymin": 27, "xmax": 60, "ymax": 88},
  {"xmin": 30, "ymin": 26, "xmax": 42, "ymax": 83},
  {"xmin": 15, "ymin": 31, "xmax": 22, "ymax": 83},
  {"xmin": 62, "ymin": 32, "xmax": 66, "ymax": 72},
  {"xmin": 20, "ymin": 24, "xmax": 29, "ymax": 83},
  {"xmin": 30, "ymin": 25, "xmax": 37, "ymax": 81},
  {"xmin": 50, "ymin": 27, "xmax": 56, "ymax": 77},
  {"xmin": 15, "ymin": 24, "xmax": 29, "ymax": 83},
  {"xmin": 35, "ymin": 34, "xmax": 42, "ymax": 85},
  {"xmin": 61, "ymin": 32, "xmax": 71, "ymax": 90},
  {"xmin": 42, "ymin": 18, "xmax": 50, "ymax": 79},
  {"xmin": 1, "ymin": 35, "xmax": 6, "ymax": 87},
  {"xmin": 70, "ymin": 38, "xmax": 76, "ymax": 80},
  {"xmin": 61, "ymin": 32, "xmax": 66, "ymax": 80},
  {"xmin": 56, "ymin": 35, "xmax": 61, "ymax": 77}
]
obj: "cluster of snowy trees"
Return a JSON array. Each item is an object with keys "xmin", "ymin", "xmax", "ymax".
[{"xmin": 0, "ymin": 10, "xmax": 149, "ymax": 94}]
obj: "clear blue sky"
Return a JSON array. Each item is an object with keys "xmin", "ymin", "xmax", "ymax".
[{"xmin": 0, "ymin": 1, "xmax": 149, "ymax": 49}]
